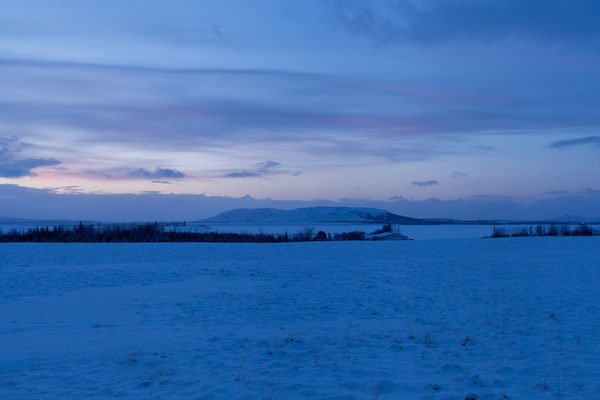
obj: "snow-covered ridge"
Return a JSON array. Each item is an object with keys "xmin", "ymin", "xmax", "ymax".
[
  {"xmin": 198, "ymin": 207, "xmax": 600, "ymax": 225},
  {"xmin": 199, "ymin": 206, "xmax": 428, "ymax": 224}
]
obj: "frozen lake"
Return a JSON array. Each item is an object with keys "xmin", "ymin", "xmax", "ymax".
[
  {"xmin": 195, "ymin": 223, "xmax": 509, "ymax": 240},
  {"xmin": 1, "ymin": 238, "xmax": 599, "ymax": 399}
]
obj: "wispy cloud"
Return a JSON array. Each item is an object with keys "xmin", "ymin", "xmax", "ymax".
[
  {"xmin": 411, "ymin": 180, "xmax": 439, "ymax": 187},
  {"xmin": 0, "ymin": 136, "xmax": 60, "ymax": 178},
  {"xmin": 223, "ymin": 160, "xmax": 282, "ymax": 179},
  {"xmin": 129, "ymin": 168, "xmax": 184, "ymax": 180},
  {"xmin": 256, "ymin": 160, "xmax": 281, "ymax": 173},
  {"xmin": 2, "ymin": 55, "xmax": 598, "ymax": 182},
  {"xmin": 336, "ymin": 0, "xmax": 600, "ymax": 46},
  {"xmin": 550, "ymin": 136, "xmax": 600, "ymax": 149},
  {"xmin": 1, "ymin": 59, "xmax": 570, "ymax": 151},
  {"xmin": 223, "ymin": 171, "xmax": 262, "ymax": 178},
  {"xmin": 451, "ymin": 171, "xmax": 467, "ymax": 178}
]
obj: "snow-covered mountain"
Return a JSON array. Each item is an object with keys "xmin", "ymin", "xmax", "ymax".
[{"xmin": 199, "ymin": 207, "xmax": 436, "ymax": 224}]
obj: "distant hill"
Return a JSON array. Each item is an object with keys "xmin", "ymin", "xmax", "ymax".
[
  {"xmin": 548, "ymin": 215, "xmax": 600, "ymax": 224},
  {"xmin": 0, "ymin": 216, "xmax": 37, "ymax": 223},
  {"xmin": 0, "ymin": 217, "xmax": 95, "ymax": 225},
  {"xmin": 198, "ymin": 207, "xmax": 458, "ymax": 225}
]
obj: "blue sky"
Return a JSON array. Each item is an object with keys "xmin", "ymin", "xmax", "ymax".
[{"xmin": 1, "ymin": 0, "xmax": 599, "ymax": 219}]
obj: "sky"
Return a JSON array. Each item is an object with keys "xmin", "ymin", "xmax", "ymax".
[{"xmin": 1, "ymin": 0, "xmax": 599, "ymax": 220}]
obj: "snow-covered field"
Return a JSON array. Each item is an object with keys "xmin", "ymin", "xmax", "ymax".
[{"xmin": 1, "ymin": 238, "xmax": 599, "ymax": 399}]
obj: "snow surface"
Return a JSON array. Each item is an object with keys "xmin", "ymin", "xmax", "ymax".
[{"xmin": 1, "ymin": 238, "xmax": 599, "ymax": 399}]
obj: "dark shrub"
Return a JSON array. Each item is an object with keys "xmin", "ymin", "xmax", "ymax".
[
  {"xmin": 314, "ymin": 231, "xmax": 328, "ymax": 241},
  {"xmin": 372, "ymin": 224, "xmax": 392, "ymax": 235}
]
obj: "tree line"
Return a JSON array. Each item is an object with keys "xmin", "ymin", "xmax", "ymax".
[
  {"xmin": 486, "ymin": 224, "xmax": 599, "ymax": 238},
  {"xmin": 0, "ymin": 223, "xmax": 367, "ymax": 243}
]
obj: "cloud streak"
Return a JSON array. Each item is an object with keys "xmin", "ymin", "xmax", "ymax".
[
  {"xmin": 129, "ymin": 168, "xmax": 185, "ymax": 180},
  {"xmin": 411, "ymin": 180, "xmax": 439, "ymax": 187},
  {"xmin": 0, "ymin": 137, "xmax": 60, "ymax": 178},
  {"xmin": 2, "ymin": 54, "xmax": 600, "ymax": 181},
  {"xmin": 336, "ymin": 0, "xmax": 600, "ymax": 46},
  {"xmin": 223, "ymin": 171, "xmax": 261, "ymax": 178},
  {"xmin": 223, "ymin": 160, "xmax": 282, "ymax": 179},
  {"xmin": 550, "ymin": 136, "xmax": 600, "ymax": 149}
]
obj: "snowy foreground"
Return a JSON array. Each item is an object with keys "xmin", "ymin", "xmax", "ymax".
[{"xmin": 1, "ymin": 239, "xmax": 599, "ymax": 399}]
